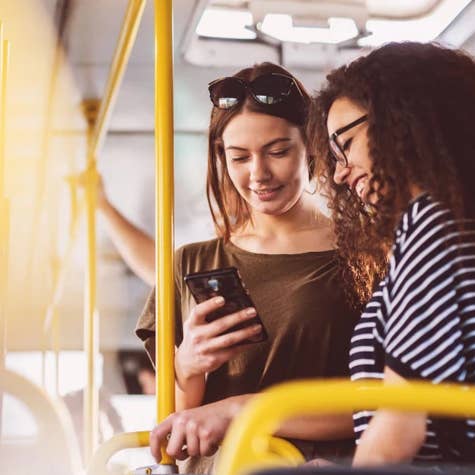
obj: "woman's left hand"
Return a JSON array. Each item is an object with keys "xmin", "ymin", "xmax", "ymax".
[{"xmin": 150, "ymin": 394, "xmax": 252, "ymax": 461}]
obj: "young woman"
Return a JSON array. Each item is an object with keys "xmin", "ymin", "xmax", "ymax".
[
  {"xmin": 138, "ymin": 63, "xmax": 359, "ymax": 472},
  {"xmin": 313, "ymin": 42, "xmax": 475, "ymax": 466}
]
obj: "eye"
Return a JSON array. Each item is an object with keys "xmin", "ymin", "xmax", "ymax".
[
  {"xmin": 268, "ymin": 148, "xmax": 290, "ymax": 158},
  {"xmin": 230, "ymin": 156, "xmax": 249, "ymax": 162},
  {"xmin": 342, "ymin": 137, "xmax": 353, "ymax": 152}
]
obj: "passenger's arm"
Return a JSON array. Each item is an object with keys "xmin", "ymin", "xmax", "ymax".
[
  {"xmin": 96, "ymin": 177, "xmax": 155, "ymax": 286},
  {"xmin": 151, "ymin": 392, "xmax": 356, "ymax": 461},
  {"xmin": 276, "ymin": 413, "xmax": 354, "ymax": 440},
  {"xmin": 173, "ymin": 297, "xmax": 263, "ymax": 410},
  {"xmin": 352, "ymin": 367, "xmax": 426, "ymax": 467}
]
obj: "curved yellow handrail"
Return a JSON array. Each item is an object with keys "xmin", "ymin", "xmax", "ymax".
[
  {"xmin": 87, "ymin": 431, "xmax": 150, "ymax": 475},
  {"xmin": 0, "ymin": 368, "xmax": 82, "ymax": 474},
  {"xmin": 215, "ymin": 379, "xmax": 475, "ymax": 475}
]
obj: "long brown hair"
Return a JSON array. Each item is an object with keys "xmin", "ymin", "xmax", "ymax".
[
  {"xmin": 206, "ymin": 62, "xmax": 312, "ymax": 240},
  {"xmin": 311, "ymin": 42, "xmax": 475, "ymax": 305}
]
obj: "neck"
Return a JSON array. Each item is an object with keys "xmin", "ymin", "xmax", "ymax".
[{"xmin": 245, "ymin": 193, "xmax": 323, "ymax": 238}]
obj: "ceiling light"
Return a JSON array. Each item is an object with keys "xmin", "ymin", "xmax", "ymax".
[
  {"xmin": 196, "ymin": 8, "xmax": 256, "ymax": 40},
  {"xmin": 259, "ymin": 14, "xmax": 359, "ymax": 44},
  {"xmin": 360, "ymin": 0, "xmax": 471, "ymax": 46}
]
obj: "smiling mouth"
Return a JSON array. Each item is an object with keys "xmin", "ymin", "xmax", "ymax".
[
  {"xmin": 351, "ymin": 175, "xmax": 367, "ymax": 198},
  {"xmin": 251, "ymin": 185, "xmax": 284, "ymax": 200},
  {"xmin": 252, "ymin": 186, "xmax": 283, "ymax": 195}
]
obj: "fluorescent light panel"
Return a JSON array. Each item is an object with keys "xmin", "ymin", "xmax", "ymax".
[
  {"xmin": 260, "ymin": 14, "xmax": 358, "ymax": 44},
  {"xmin": 360, "ymin": 0, "xmax": 472, "ymax": 46},
  {"xmin": 195, "ymin": 0, "xmax": 472, "ymax": 46},
  {"xmin": 196, "ymin": 8, "xmax": 256, "ymax": 40}
]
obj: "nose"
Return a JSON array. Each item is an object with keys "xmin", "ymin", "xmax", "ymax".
[
  {"xmin": 333, "ymin": 161, "xmax": 350, "ymax": 185},
  {"xmin": 250, "ymin": 155, "xmax": 271, "ymax": 182}
]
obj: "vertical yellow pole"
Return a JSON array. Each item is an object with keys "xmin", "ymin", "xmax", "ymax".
[
  {"xmin": 0, "ymin": 26, "xmax": 10, "ymax": 437},
  {"xmin": 83, "ymin": 101, "xmax": 100, "ymax": 467},
  {"xmin": 84, "ymin": 155, "xmax": 99, "ymax": 467},
  {"xmin": 0, "ymin": 24, "xmax": 6, "ymax": 368},
  {"xmin": 154, "ymin": 0, "xmax": 176, "ymax": 468}
]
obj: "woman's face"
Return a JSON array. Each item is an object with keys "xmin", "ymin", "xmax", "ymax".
[
  {"xmin": 326, "ymin": 96, "xmax": 373, "ymax": 203},
  {"xmin": 222, "ymin": 111, "xmax": 309, "ymax": 216}
]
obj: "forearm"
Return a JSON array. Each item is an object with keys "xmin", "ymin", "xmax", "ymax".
[
  {"xmin": 353, "ymin": 410, "xmax": 426, "ymax": 466},
  {"xmin": 175, "ymin": 374, "xmax": 206, "ymax": 411},
  {"xmin": 276, "ymin": 413, "xmax": 354, "ymax": 441},
  {"xmin": 100, "ymin": 199, "xmax": 155, "ymax": 286}
]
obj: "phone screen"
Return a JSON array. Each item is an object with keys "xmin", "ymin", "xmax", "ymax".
[{"xmin": 184, "ymin": 267, "xmax": 267, "ymax": 344}]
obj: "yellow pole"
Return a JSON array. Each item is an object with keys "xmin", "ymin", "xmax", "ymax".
[
  {"xmin": 83, "ymin": 107, "xmax": 100, "ymax": 467},
  {"xmin": 89, "ymin": 0, "xmax": 146, "ymax": 157},
  {"xmin": 81, "ymin": 1, "xmax": 145, "ymax": 465},
  {"xmin": 0, "ymin": 26, "xmax": 8, "ymax": 370},
  {"xmin": 155, "ymin": 0, "xmax": 176, "ymax": 468},
  {"xmin": 0, "ymin": 30, "xmax": 10, "ymax": 438}
]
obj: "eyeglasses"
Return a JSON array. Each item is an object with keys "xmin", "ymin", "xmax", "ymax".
[
  {"xmin": 329, "ymin": 114, "xmax": 368, "ymax": 167},
  {"xmin": 208, "ymin": 72, "xmax": 304, "ymax": 110}
]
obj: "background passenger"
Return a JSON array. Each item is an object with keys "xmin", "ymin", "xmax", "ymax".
[
  {"xmin": 313, "ymin": 41, "xmax": 475, "ymax": 467},
  {"xmin": 140, "ymin": 62, "xmax": 359, "ymax": 473}
]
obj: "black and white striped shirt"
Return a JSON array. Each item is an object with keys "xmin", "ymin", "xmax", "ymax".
[{"xmin": 350, "ymin": 193, "xmax": 475, "ymax": 462}]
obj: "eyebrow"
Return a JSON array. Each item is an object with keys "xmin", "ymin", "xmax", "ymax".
[{"xmin": 225, "ymin": 137, "xmax": 292, "ymax": 152}]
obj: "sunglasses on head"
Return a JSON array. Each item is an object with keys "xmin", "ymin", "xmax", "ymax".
[{"xmin": 208, "ymin": 72, "xmax": 304, "ymax": 110}]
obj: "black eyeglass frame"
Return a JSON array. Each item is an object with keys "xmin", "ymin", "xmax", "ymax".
[
  {"xmin": 329, "ymin": 114, "xmax": 368, "ymax": 167},
  {"xmin": 208, "ymin": 72, "xmax": 304, "ymax": 110}
]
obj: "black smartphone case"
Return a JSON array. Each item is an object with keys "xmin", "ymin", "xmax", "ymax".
[{"xmin": 184, "ymin": 267, "xmax": 267, "ymax": 344}]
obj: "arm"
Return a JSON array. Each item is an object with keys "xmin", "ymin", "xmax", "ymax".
[
  {"xmin": 277, "ymin": 413, "xmax": 354, "ymax": 441},
  {"xmin": 173, "ymin": 297, "xmax": 264, "ymax": 410},
  {"xmin": 97, "ymin": 182, "xmax": 155, "ymax": 286},
  {"xmin": 352, "ymin": 367, "xmax": 426, "ymax": 467},
  {"xmin": 151, "ymin": 393, "xmax": 355, "ymax": 462}
]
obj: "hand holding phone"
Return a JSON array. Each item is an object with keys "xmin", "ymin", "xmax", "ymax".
[
  {"xmin": 175, "ymin": 267, "xmax": 267, "ymax": 382},
  {"xmin": 184, "ymin": 267, "xmax": 267, "ymax": 343}
]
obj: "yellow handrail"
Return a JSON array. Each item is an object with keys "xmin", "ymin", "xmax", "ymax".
[
  {"xmin": 0, "ymin": 26, "xmax": 10, "ymax": 432},
  {"xmin": 88, "ymin": 431, "xmax": 150, "ymax": 475},
  {"xmin": 154, "ymin": 0, "xmax": 176, "ymax": 468},
  {"xmin": 82, "ymin": 0, "xmax": 146, "ymax": 465},
  {"xmin": 0, "ymin": 368, "xmax": 82, "ymax": 474},
  {"xmin": 84, "ymin": 125, "xmax": 100, "ymax": 468},
  {"xmin": 88, "ymin": 0, "xmax": 146, "ymax": 157},
  {"xmin": 0, "ymin": 25, "xmax": 9, "ymax": 368},
  {"xmin": 215, "ymin": 379, "xmax": 475, "ymax": 475},
  {"xmin": 43, "ymin": 195, "xmax": 85, "ymax": 332}
]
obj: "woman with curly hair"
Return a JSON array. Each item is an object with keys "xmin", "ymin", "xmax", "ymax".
[{"xmin": 312, "ymin": 42, "xmax": 475, "ymax": 466}]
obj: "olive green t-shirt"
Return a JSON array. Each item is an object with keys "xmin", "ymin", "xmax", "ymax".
[{"xmin": 136, "ymin": 238, "xmax": 358, "ymax": 472}]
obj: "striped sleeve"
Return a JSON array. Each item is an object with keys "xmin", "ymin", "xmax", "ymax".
[{"xmin": 383, "ymin": 200, "xmax": 467, "ymax": 382}]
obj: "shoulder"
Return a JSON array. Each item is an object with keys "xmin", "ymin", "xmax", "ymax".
[
  {"xmin": 176, "ymin": 238, "xmax": 223, "ymax": 261},
  {"xmin": 175, "ymin": 238, "xmax": 230, "ymax": 277},
  {"xmin": 397, "ymin": 194, "xmax": 452, "ymax": 239}
]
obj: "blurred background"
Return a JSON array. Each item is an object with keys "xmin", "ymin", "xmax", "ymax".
[{"xmin": 1, "ymin": 0, "xmax": 475, "ymax": 471}]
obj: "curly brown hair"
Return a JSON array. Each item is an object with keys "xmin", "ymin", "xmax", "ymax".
[
  {"xmin": 206, "ymin": 62, "xmax": 312, "ymax": 240},
  {"xmin": 311, "ymin": 42, "xmax": 475, "ymax": 306}
]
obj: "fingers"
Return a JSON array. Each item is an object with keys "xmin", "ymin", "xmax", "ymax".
[
  {"xmin": 166, "ymin": 417, "xmax": 188, "ymax": 460},
  {"xmin": 150, "ymin": 418, "xmax": 173, "ymax": 462},
  {"xmin": 189, "ymin": 296, "xmax": 225, "ymax": 325},
  {"xmin": 185, "ymin": 420, "xmax": 200, "ymax": 457},
  {"xmin": 152, "ymin": 413, "xmax": 224, "ymax": 461},
  {"xmin": 204, "ymin": 323, "xmax": 262, "ymax": 352},
  {"xmin": 203, "ymin": 307, "xmax": 258, "ymax": 338},
  {"xmin": 199, "ymin": 426, "xmax": 219, "ymax": 456}
]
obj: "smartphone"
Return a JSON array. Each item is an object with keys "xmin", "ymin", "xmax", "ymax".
[{"xmin": 184, "ymin": 267, "xmax": 267, "ymax": 344}]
